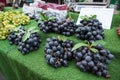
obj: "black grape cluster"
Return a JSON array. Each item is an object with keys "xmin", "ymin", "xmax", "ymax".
[
  {"xmin": 18, "ymin": 33, "xmax": 41, "ymax": 54},
  {"xmin": 73, "ymin": 44, "xmax": 114, "ymax": 78},
  {"xmin": 7, "ymin": 27, "xmax": 42, "ymax": 55},
  {"xmin": 7, "ymin": 27, "xmax": 25, "ymax": 45},
  {"xmin": 8, "ymin": 32, "xmax": 24, "ymax": 45},
  {"xmin": 75, "ymin": 19, "xmax": 104, "ymax": 41},
  {"xmin": 38, "ymin": 19, "xmax": 76, "ymax": 36},
  {"xmin": 45, "ymin": 37, "xmax": 74, "ymax": 68}
]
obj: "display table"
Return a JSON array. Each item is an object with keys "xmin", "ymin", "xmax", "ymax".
[{"xmin": 0, "ymin": 7, "xmax": 120, "ymax": 80}]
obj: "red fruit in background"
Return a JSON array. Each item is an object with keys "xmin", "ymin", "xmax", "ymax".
[
  {"xmin": 118, "ymin": 32, "xmax": 120, "ymax": 35},
  {"xmin": 117, "ymin": 26, "xmax": 120, "ymax": 36},
  {"xmin": 117, "ymin": 29, "xmax": 120, "ymax": 33},
  {"xmin": 117, "ymin": 26, "xmax": 120, "ymax": 31}
]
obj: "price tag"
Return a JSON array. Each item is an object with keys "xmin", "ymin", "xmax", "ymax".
[{"xmin": 76, "ymin": 8, "xmax": 114, "ymax": 29}]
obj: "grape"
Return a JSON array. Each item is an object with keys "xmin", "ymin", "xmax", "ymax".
[
  {"xmin": 0, "ymin": 11, "xmax": 4, "ymax": 21},
  {"xmin": 12, "ymin": 14, "xmax": 30, "ymax": 26},
  {"xmin": 0, "ymin": 11, "xmax": 30, "ymax": 40},
  {"xmin": 85, "ymin": 56, "xmax": 92, "ymax": 62},
  {"xmin": 2, "ymin": 11, "xmax": 30, "ymax": 27},
  {"xmin": 7, "ymin": 26, "xmax": 42, "ymax": 54},
  {"xmin": 96, "ymin": 71, "xmax": 102, "ymax": 76},
  {"xmin": 7, "ymin": 27, "xmax": 25, "ymax": 45},
  {"xmin": 0, "ymin": 23, "xmax": 15, "ymax": 40},
  {"xmin": 73, "ymin": 44, "xmax": 114, "ymax": 78},
  {"xmin": 75, "ymin": 18, "xmax": 104, "ymax": 41},
  {"xmin": 17, "ymin": 33, "xmax": 41, "ymax": 54},
  {"xmin": 38, "ymin": 19, "xmax": 76, "ymax": 36},
  {"xmin": 45, "ymin": 37, "xmax": 74, "ymax": 68}
]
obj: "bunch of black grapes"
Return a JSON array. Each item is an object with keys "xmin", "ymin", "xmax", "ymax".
[
  {"xmin": 73, "ymin": 44, "xmax": 114, "ymax": 78},
  {"xmin": 75, "ymin": 19, "xmax": 104, "ymax": 41},
  {"xmin": 18, "ymin": 33, "xmax": 41, "ymax": 54},
  {"xmin": 38, "ymin": 19, "xmax": 76, "ymax": 36},
  {"xmin": 45, "ymin": 37, "xmax": 74, "ymax": 68},
  {"xmin": 8, "ymin": 27, "xmax": 42, "ymax": 55},
  {"xmin": 7, "ymin": 27, "xmax": 25, "ymax": 45}
]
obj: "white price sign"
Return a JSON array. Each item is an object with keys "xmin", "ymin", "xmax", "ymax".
[{"xmin": 76, "ymin": 8, "xmax": 114, "ymax": 29}]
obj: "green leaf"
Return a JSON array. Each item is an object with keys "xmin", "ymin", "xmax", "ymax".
[
  {"xmin": 91, "ymin": 15, "xmax": 97, "ymax": 19},
  {"xmin": 80, "ymin": 15, "xmax": 89, "ymax": 21},
  {"xmin": 80, "ymin": 16, "xmax": 86, "ymax": 20},
  {"xmin": 31, "ymin": 30, "xmax": 39, "ymax": 33},
  {"xmin": 90, "ymin": 48, "xmax": 98, "ymax": 53},
  {"xmin": 68, "ymin": 12, "xmax": 73, "ymax": 20},
  {"xmin": 22, "ymin": 32, "xmax": 31, "ymax": 42},
  {"xmin": 80, "ymin": 15, "xmax": 97, "ymax": 21},
  {"xmin": 61, "ymin": 37, "xmax": 67, "ymax": 41},
  {"xmin": 93, "ymin": 40, "xmax": 106, "ymax": 46},
  {"xmin": 72, "ymin": 43, "xmax": 89, "ymax": 51},
  {"xmin": 89, "ymin": 15, "xmax": 97, "ymax": 20},
  {"xmin": 39, "ymin": 13, "xmax": 49, "ymax": 21},
  {"xmin": 28, "ymin": 27, "xmax": 36, "ymax": 32},
  {"xmin": 10, "ymin": 26, "xmax": 22, "ymax": 32},
  {"xmin": 48, "ymin": 17, "xmax": 56, "ymax": 21}
]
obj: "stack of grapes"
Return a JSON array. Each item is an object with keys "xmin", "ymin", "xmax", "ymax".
[
  {"xmin": 38, "ymin": 19, "xmax": 76, "ymax": 36},
  {"xmin": 75, "ymin": 18, "xmax": 104, "ymax": 41},
  {"xmin": 8, "ymin": 27, "xmax": 42, "ymax": 54},
  {"xmin": 45, "ymin": 37, "xmax": 74, "ymax": 68},
  {"xmin": 73, "ymin": 44, "xmax": 114, "ymax": 78}
]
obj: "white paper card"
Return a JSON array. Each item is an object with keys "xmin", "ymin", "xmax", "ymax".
[{"xmin": 76, "ymin": 8, "xmax": 114, "ymax": 29}]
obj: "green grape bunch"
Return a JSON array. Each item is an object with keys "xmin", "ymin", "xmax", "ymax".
[{"xmin": 12, "ymin": 14, "xmax": 30, "ymax": 26}]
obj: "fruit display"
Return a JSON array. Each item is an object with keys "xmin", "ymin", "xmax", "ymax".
[
  {"xmin": 38, "ymin": 19, "xmax": 76, "ymax": 36},
  {"xmin": 45, "ymin": 36, "xmax": 74, "ymax": 68},
  {"xmin": 72, "ymin": 42, "xmax": 114, "ymax": 78},
  {"xmin": 75, "ymin": 15, "xmax": 104, "ymax": 41},
  {"xmin": 8, "ymin": 26, "xmax": 42, "ymax": 54},
  {"xmin": 117, "ymin": 26, "xmax": 120, "ymax": 36}
]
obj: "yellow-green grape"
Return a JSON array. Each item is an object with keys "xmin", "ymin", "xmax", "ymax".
[
  {"xmin": 3, "ymin": 11, "xmax": 21, "ymax": 22},
  {"xmin": 6, "ymin": 24, "xmax": 16, "ymax": 29},
  {"xmin": 12, "ymin": 14, "xmax": 30, "ymax": 26},
  {"xmin": 0, "ymin": 11, "xmax": 29, "ymax": 40},
  {"xmin": 0, "ymin": 11, "xmax": 4, "ymax": 21},
  {"xmin": 2, "ymin": 20, "xmax": 10, "ymax": 26},
  {"xmin": 0, "ymin": 24, "xmax": 15, "ymax": 40},
  {"xmin": 3, "ymin": 11, "xmax": 15, "ymax": 22}
]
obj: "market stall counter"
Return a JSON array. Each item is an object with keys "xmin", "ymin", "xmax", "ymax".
[{"xmin": 0, "ymin": 7, "xmax": 120, "ymax": 80}]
